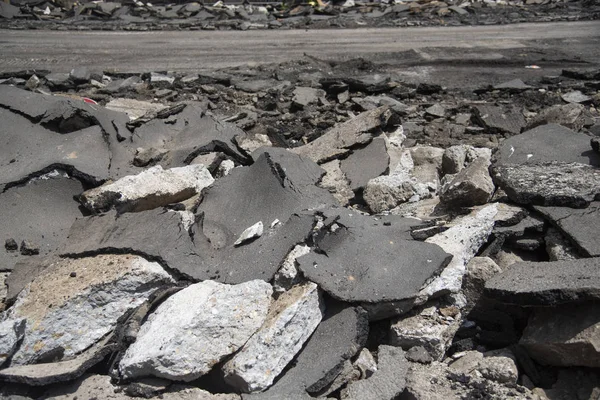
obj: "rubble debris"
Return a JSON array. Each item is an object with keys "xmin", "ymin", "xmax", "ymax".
[
  {"xmin": 561, "ymin": 90, "xmax": 592, "ymax": 104},
  {"xmin": 340, "ymin": 345, "xmax": 408, "ymax": 400},
  {"xmin": 291, "ymin": 106, "xmax": 391, "ymax": 163},
  {"xmin": 223, "ymin": 282, "xmax": 324, "ymax": 393},
  {"xmin": 534, "ymin": 203, "xmax": 600, "ymax": 257},
  {"xmin": 80, "ymin": 164, "xmax": 214, "ymax": 213},
  {"xmin": 485, "ymin": 258, "xmax": 600, "ymax": 306},
  {"xmin": 473, "ymin": 104, "xmax": 525, "ymax": 135},
  {"xmin": 5, "ymin": 255, "xmax": 172, "ymax": 366},
  {"xmin": 105, "ymin": 98, "xmax": 167, "ymax": 120},
  {"xmin": 297, "ymin": 208, "xmax": 451, "ymax": 316},
  {"xmin": 440, "ymin": 156, "xmax": 495, "ymax": 207},
  {"xmin": 491, "ymin": 162, "xmax": 600, "ymax": 208},
  {"xmin": 120, "ymin": 280, "xmax": 272, "ymax": 381},
  {"xmin": 339, "ymin": 137, "xmax": 389, "ymax": 192},
  {"xmin": 420, "ymin": 204, "xmax": 497, "ymax": 299}
]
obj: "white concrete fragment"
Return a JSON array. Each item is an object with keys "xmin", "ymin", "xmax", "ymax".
[
  {"xmin": 273, "ymin": 244, "xmax": 311, "ymax": 293},
  {"xmin": 7, "ymin": 255, "xmax": 173, "ymax": 366},
  {"xmin": 81, "ymin": 164, "xmax": 214, "ymax": 213},
  {"xmin": 0, "ymin": 318, "xmax": 25, "ymax": 366},
  {"xmin": 105, "ymin": 98, "xmax": 167, "ymax": 120},
  {"xmin": 419, "ymin": 204, "xmax": 498, "ymax": 299},
  {"xmin": 119, "ymin": 280, "xmax": 273, "ymax": 382},
  {"xmin": 223, "ymin": 282, "xmax": 325, "ymax": 393},
  {"xmin": 234, "ymin": 221, "xmax": 264, "ymax": 246}
]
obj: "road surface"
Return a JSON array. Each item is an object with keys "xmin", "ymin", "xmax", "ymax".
[{"xmin": 1, "ymin": 21, "xmax": 599, "ymax": 86}]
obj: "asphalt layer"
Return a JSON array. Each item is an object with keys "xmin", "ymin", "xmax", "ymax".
[{"xmin": 1, "ymin": 21, "xmax": 599, "ymax": 88}]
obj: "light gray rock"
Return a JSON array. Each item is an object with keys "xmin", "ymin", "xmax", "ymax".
[
  {"xmin": 545, "ymin": 227, "xmax": 580, "ymax": 261},
  {"xmin": 440, "ymin": 156, "xmax": 495, "ymax": 207},
  {"xmin": 561, "ymin": 90, "xmax": 591, "ymax": 104},
  {"xmin": 318, "ymin": 159, "xmax": 354, "ymax": 206},
  {"xmin": 521, "ymin": 303, "xmax": 600, "ymax": 367},
  {"xmin": 150, "ymin": 72, "xmax": 175, "ymax": 85},
  {"xmin": 290, "ymin": 106, "xmax": 391, "ymax": 164},
  {"xmin": 0, "ymin": 318, "xmax": 25, "ymax": 366},
  {"xmin": 105, "ymin": 98, "xmax": 167, "ymax": 120},
  {"xmin": 442, "ymin": 145, "xmax": 491, "ymax": 175},
  {"xmin": 292, "ymin": 87, "xmax": 324, "ymax": 109},
  {"xmin": 491, "ymin": 162, "xmax": 600, "ymax": 208},
  {"xmin": 527, "ymin": 103, "xmax": 586, "ymax": 130},
  {"xmin": 273, "ymin": 244, "xmax": 311, "ymax": 294},
  {"xmin": 478, "ymin": 349, "xmax": 519, "ymax": 384},
  {"xmin": 223, "ymin": 282, "xmax": 324, "ymax": 393},
  {"xmin": 426, "ymin": 104, "xmax": 446, "ymax": 118},
  {"xmin": 80, "ymin": 164, "xmax": 214, "ymax": 213},
  {"xmin": 235, "ymin": 134, "xmax": 272, "ymax": 156},
  {"xmin": 6, "ymin": 255, "xmax": 172, "ymax": 367},
  {"xmin": 463, "ymin": 257, "xmax": 502, "ymax": 309},
  {"xmin": 390, "ymin": 304, "xmax": 461, "ymax": 360},
  {"xmin": 340, "ymin": 345, "xmax": 408, "ymax": 400},
  {"xmin": 119, "ymin": 280, "xmax": 272, "ymax": 381},
  {"xmin": 419, "ymin": 204, "xmax": 498, "ymax": 299},
  {"xmin": 234, "ymin": 221, "xmax": 264, "ymax": 246}
]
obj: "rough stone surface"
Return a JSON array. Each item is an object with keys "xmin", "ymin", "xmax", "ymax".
[
  {"xmin": 247, "ymin": 304, "xmax": 368, "ymax": 399},
  {"xmin": 5, "ymin": 255, "xmax": 172, "ymax": 366},
  {"xmin": 292, "ymin": 87, "xmax": 324, "ymax": 109},
  {"xmin": 224, "ymin": 283, "xmax": 324, "ymax": 393},
  {"xmin": 390, "ymin": 304, "xmax": 462, "ymax": 360},
  {"xmin": 0, "ymin": 174, "xmax": 84, "ymax": 272},
  {"xmin": 420, "ymin": 204, "xmax": 498, "ymax": 299},
  {"xmin": 521, "ymin": 303, "xmax": 600, "ymax": 367},
  {"xmin": 474, "ymin": 105, "xmax": 525, "ymax": 135},
  {"xmin": 491, "ymin": 162, "xmax": 600, "ymax": 208},
  {"xmin": 492, "ymin": 123, "xmax": 600, "ymax": 167},
  {"xmin": 0, "ymin": 333, "xmax": 116, "ymax": 386},
  {"xmin": 105, "ymin": 98, "xmax": 167, "ymax": 120},
  {"xmin": 561, "ymin": 90, "xmax": 591, "ymax": 104},
  {"xmin": 340, "ymin": 137, "xmax": 389, "ymax": 192},
  {"xmin": 81, "ymin": 164, "xmax": 214, "ymax": 213},
  {"xmin": 297, "ymin": 208, "xmax": 451, "ymax": 305},
  {"xmin": 485, "ymin": 258, "xmax": 600, "ymax": 306},
  {"xmin": 290, "ymin": 106, "xmax": 391, "ymax": 163},
  {"xmin": 440, "ymin": 156, "xmax": 495, "ymax": 207},
  {"xmin": 340, "ymin": 345, "xmax": 408, "ymax": 400},
  {"xmin": 120, "ymin": 280, "xmax": 272, "ymax": 381},
  {"xmin": 478, "ymin": 349, "xmax": 519, "ymax": 384},
  {"xmin": 61, "ymin": 208, "xmax": 205, "ymax": 280},
  {"xmin": 235, "ymin": 133, "xmax": 272, "ymax": 156},
  {"xmin": 0, "ymin": 318, "xmax": 25, "ymax": 367},
  {"xmin": 273, "ymin": 244, "xmax": 311, "ymax": 294},
  {"xmin": 463, "ymin": 256, "xmax": 502, "ymax": 308},
  {"xmin": 318, "ymin": 159, "xmax": 354, "ymax": 205},
  {"xmin": 527, "ymin": 103, "xmax": 586, "ymax": 130},
  {"xmin": 534, "ymin": 202, "xmax": 600, "ymax": 257},
  {"xmin": 545, "ymin": 227, "xmax": 580, "ymax": 261}
]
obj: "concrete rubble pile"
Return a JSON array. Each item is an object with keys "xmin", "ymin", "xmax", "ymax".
[
  {"xmin": 0, "ymin": 0, "xmax": 597, "ymax": 31},
  {"xmin": 0, "ymin": 58, "xmax": 599, "ymax": 400}
]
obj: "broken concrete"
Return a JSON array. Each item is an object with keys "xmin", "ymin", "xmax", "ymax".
[
  {"xmin": 440, "ymin": 156, "xmax": 495, "ymax": 207},
  {"xmin": 223, "ymin": 282, "xmax": 324, "ymax": 393},
  {"xmin": 120, "ymin": 280, "xmax": 272, "ymax": 381},
  {"xmin": 521, "ymin": 302, "xmax": 600, "ymax": 367},
  {"xmin": 81, "ymin": 164, "xmax": 214, "ymax": 213},
  {"xmin": 6, "ymin": 255, "xmax": 172, "ymax": 366},
  {"xmin": 290, "ymin": 106, "xmax": 391, "ymax": 163},
  {"xmin": 485, "ymin": 258, "xmax": 600, "ymax": 306}
]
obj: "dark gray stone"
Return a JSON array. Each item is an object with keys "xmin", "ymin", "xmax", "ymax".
[
  {"xmin": 492, "ymin": 124, "xmax": 600, "ymax": 167},
  {"xmin": 5, "ymin": 257, "xmax": 55, "ymax": 303},
  {"xmin": 534, "ymin": 203, "xmax": 600, "ymax": 257},
  {"xmin": 233, "ymin": 80, "xmax": 289, "ymax": 93},
  {"xmin": 491, "ymin": 162, "xmax": 600, "ymax": 208},
  {"xmin": 60, "ymin": 208, "xmax": 204, "ymax": 280},
  {"xmin": 69, "ymin": 67, "xmax": 90, "ymax": 83},
  {"xmin": 592, "ymin": 137, "xmax": 600, "ymax": 153},
  {"xmin": 297, "ymin": 208, "xmax": 452, "ymax": 304},
  {"xmin": 473, "ymin": 105, "xmax": 525, "ymax": 135},
  {"xmin": 245, "ymin": 304, "xmax": 368, "ymax": 399},
  {"xmin": 0, "ymin": 176, "xmax": 84, "ymax": 272},
  {"xmin": 484, "ymin": 258, "xmax": 600, "ymax": 306},
  {"xmin": 493, "ymin": 79, "xmax": 532, "ymax": 91},
  {"xmin": 340, "ymin": 138, "xmax": 389, "ymax": 192},
  {"xmin": 345, "ymin": 75, "xmax": 391, "ymax": 93},
  {"xmin": 197, "ymin": 148, "xmax": 334, "ymax": 251}
]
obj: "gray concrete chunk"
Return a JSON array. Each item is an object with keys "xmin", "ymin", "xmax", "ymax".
[{"xmin": 485, "ymin": 258, "xmax": 600, "ymax": 306}]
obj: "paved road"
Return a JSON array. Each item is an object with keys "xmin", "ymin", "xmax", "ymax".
[{"xmin": 1, "ymin": 21, "xmax": 599, "ymax": 86}]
